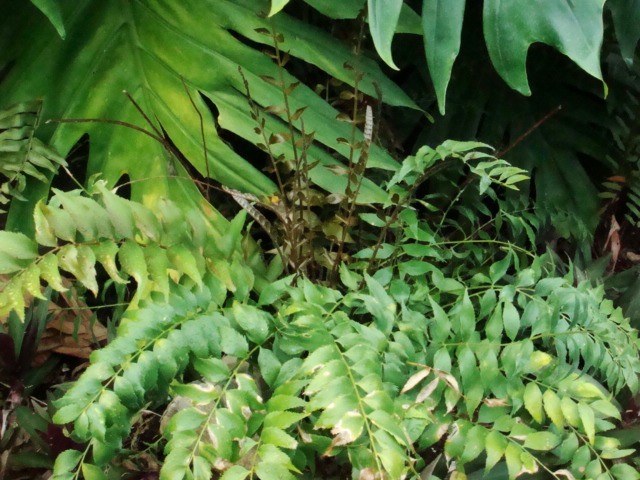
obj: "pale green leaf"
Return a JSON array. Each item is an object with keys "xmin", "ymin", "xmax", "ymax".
[
  {"xmin": 611, "ymin": 464, "xmax": 640, "ymax": 480},
  {"xmin": 0, "ymin": 231, "xmax": 38, "ymax": 263},
  {"xmin": 261, "ymin": 427, "xmax": 298, "ymax": 449},
  {"xmin": 118, "ymin": 240, "xmax": 148, "ymax": 287},
  {"xmin": 167, "ymin": 244, "xmax": 202, "ymax": 286},
  {"xmin": 578, "ymin": 402, "xmax": 596, "ymax": 444},
  {"xmin": 504, "ymin": 442, "xmax": 523, "ymax": 479},
  {"xmin": 523, "ymin": 431, "xmax": 560, "ymax": 451},
  {"xmin": 255, "ymin": 461, "xmax": 296, "ymax": 480},
  {"xmin": 81, "ymin": 463, "xmax": 107, "ymax": 480},
  {"xmin": 368, "ymin": 0, "xmax": 403, "ymax": 69},
  {"xmin": 220, "ymin": 465, "xmax": 250, "ymax": 480},
  {"xmin": 590, "ymin": 399, "xmax": 621, "ymax": 420},
  {"xmin": 422, "ymin": 0, "xmax": 466, "ymax": 114},
  {"xmin": 561, "ymin": 397, "xmax": 581, "ymax": 427},
  {"xmin": 269, "ymin": 0, "xmax": 290, "ymax": 16},
  {"xmin": 52, "ymin": 449, "xmax": 82, "ymax": 475},
  {"xmin": 38, "ymin": 253, "xmax": 66, "ymax": 291},
  {"xmin": 523, "ymin": 382, "xmax": 543, "ymax": 423},
  {"xmin": 484, "ymin": 430, "xmax": 507, "ymax": 473},
  {"xmin": 542, "ymin": 389, "xmax": 564, "ymax": 429}
]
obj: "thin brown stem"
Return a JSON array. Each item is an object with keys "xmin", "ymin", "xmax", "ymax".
[
  {"xmin": 180, "ymin": 77, "xmax": 211, "ymax": 202},
  {"xmin": 496, "ymin": 105, "xmax": 562, "ymax": 158}
]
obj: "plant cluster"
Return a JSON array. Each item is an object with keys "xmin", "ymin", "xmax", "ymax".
[{"xmin": 2, "ymin": 118, "xmax": 639, "ymax": 479}]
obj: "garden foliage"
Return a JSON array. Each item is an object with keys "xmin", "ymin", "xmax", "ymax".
[{"xmin": 1, "ymin": 131, "xmax": 639, "ymax": 478}]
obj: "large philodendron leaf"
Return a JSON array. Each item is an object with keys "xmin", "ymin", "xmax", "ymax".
[
  {"xmin": 29, "ymin": 0, "xmax": 65, "ymax": 38},
  {"xmin": 483, "ymin": 0, "xmax": 606, "ymax": 96},
  {"xmin": 422, "ymin": 0, "xmax": 465, "ymax": 115},
  {"xmin": 368, "ymin": 0, "xmax": 403, "ymax": 69},
  {"xmin": 608, "ymin": 0, "xmax": 640, "ymax": 66},
  {"xmin": 0, "ymin": 0, "xmax": 414, "ymax": 232}
]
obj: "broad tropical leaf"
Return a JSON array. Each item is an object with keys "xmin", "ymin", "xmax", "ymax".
[
  {"xmin": 608, "ymin": 0, "xmax": 640, "ymax": 66},
  {"xmin": 0, "ymin": 0, "xmax": 414, "ymax": 234},
  {"xmin": 483, "ymin": 0, "xmax": 606, "ymax": 95},
  {"xmin": 422, "ymin": 0, "xmax": 465, "ymax": 114}
]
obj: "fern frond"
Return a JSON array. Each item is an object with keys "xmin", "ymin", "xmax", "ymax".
[
  {"xmin": 0, "ymin": 180, "xmax": 253, "ymax": 319},
  {"xmin": 0, "ymin": 100, "xmax": 67, "ymax": 211}
]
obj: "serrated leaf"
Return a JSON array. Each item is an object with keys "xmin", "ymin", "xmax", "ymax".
[
  {"xmin": 611, "ymin": 464, "xmax": 640, "ymax": 480},
  {"xmin": 52, "ymin": 449, "xmax": 82, "ymax": 475},
  {"xmin": 258, "ymin": 348, "xmax": 281, "ymax": 387},
  {"xmin": 261, "ymin": 427, "xmax": 298, "ymax": 449},
  {"xmin": 33, "ymin": 200, "xmax": 57, "ymax": 247},
  {"xmin": 233, "ymin": 302, "xmax": 270, "ymax": 343},
  {"xmin": 264, "ymin": 411, "xmax": 307, "ymax": 430},
  {"xmin": 590, "ymin": 399, "xmax": 621, "ymax": 420},
  {"xmin": 363, "ymin": 274, "xmax": 396, "ymax": 335},
  {"xmin": 57, "ymin": 244, "xmax": 98, "ymax": 295},
  {"xmin": 220, "ymin": 465, "xmax": 250, "ymax": 480},
  {"xmin": 502, "ymin": 301, "xmax": 520, "ymax": 341},
  {"xmin": 53, "ymin": 404, "xmax": 82, "ymax": 424},
  {"xmin": 219, "ymin": 326, "xmax": 249, "ymax": 357},
  {"xmin": 523, "ymin": 382, "xmax": 543, "ymax": 423},
  {"xmin": 484, "ymin": 430, "xmax": 507, "ymax": 473},
  {"xmin": 504, "ymin": 442, "xmax": 523, "ymax": 479},
  {"xmin": 40, "ymin": 203, "xmax": 76, "ymax": 242},
  {"xmin": 561, "ymin": 397, "xmax": 580, "ymax": 427},
  {"xmin": 489, "ymin": 252, "xmax": 511, "ymax": 284},
  {"xmin": 54, "ymin": 191, "xmax": 112, "ymax": 240},
  {"xmin": 38, "ymin": 253, "xmax": 67, "ymax": 291},
  {"xmin": 93, "ymin": 241, "xmax": 128, "ymax": 284},
  {"xmin": 460, "ymin": 425, "xmax": 487, "ymax": 464},
  {"xmin": 144, "ymin": 243, "xmax": 169, "ymax": 299},
  {"xmin": 542, "ymin": 389, "xmax": 564, "ymax": 429},
  {"xmin": 118, "ymin": 240, "xmax": 147, "ymax": 287},
  {"xmin": 81, "ymin": 463, "xmax": 107, "ymax": 480},
  {"xmin": 457, "ymin": 290, "xmax": 475, "ymax": 338},
  {"xmin": 21, "ymin": 263, "xmax": 45, "ymax": 300},
  {"xmin": 0, "ymin": 232, "xmax": 38, "ymax": 264},
  {"xmin": 578, "ymin": 402, "xmax": 596, "ymax": 444},
  {"xmin": 255, "ymin": 461, "xmax": 296, "ymax": 480},
  {"xmin": 523, "ymin": 431, "xmax": 560, "ymax": 451},
  {"xmin": 167, "ymin": 244, "xmax": 202, "ymax": 286},
  {"xmin": 97, "ymin": 184, "xmax": 135, "ymax": 239}
]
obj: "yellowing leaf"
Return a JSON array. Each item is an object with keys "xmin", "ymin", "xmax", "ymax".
[
  {"xmin": 167, "ymin": 244, "xmax": 202, "ymax": 287},
  {"xmin": 269, "ymin": 0, "xmax": 290, "ymax": 16},
  {"xmin": 523, "ymin": 431, "xmax": 561, "ymax": 451},
  {"xmin": 36, "ymin": 253, "xmax": 65, "ymax": 292},
  {"xmin": 542, "ymin": 389, "xmax": 564, "ymax": 429},
  {"xmin": 578, "ymin": 402, "xmax": 596, "ymax": 444},
  {"xmin": 560, "ymin": 397, "xmax": 580, "ymax": 428},
  {"xmin": 523, "ymin": 382, "xmax": 543, "ymax": 423}
]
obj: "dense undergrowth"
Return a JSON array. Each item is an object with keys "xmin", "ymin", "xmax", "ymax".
[{"xmin": 2, "ymin": 1, "xmax": 640, "ymax": 480}]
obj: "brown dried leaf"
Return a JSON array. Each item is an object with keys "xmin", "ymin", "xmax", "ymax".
[{"xmin": 401, "ymin": 368, "xmax": 431, "ymax": 393}]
